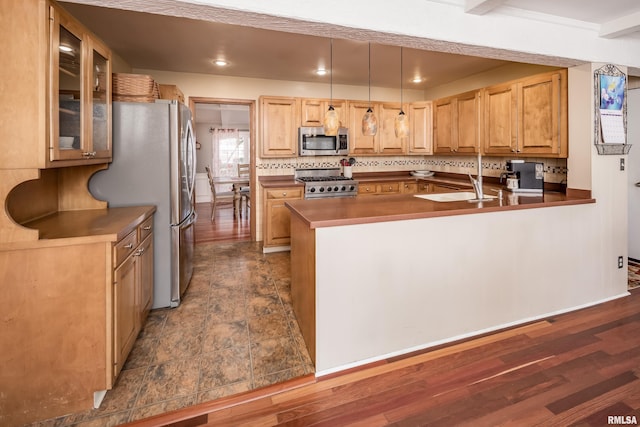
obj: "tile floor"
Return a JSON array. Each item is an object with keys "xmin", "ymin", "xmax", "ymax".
[{"xmin": 31, "ymin": 241, "xmax": 313, "ymax": 427}]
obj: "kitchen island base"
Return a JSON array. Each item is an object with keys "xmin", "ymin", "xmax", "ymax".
[{"xmin": 289, "ymin": 202, "xmax": 628, "ymax": 376}]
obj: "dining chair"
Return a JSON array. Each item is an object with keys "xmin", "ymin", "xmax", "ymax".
[
  {"xmin": 205, "ymin": 166, "xmax": 236, "ymax": 221},
  {"xmin": 236, "ymin": 163, "xmax": 251, "ymax": 216}
]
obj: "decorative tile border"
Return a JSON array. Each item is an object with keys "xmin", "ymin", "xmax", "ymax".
[{"xmin": 256, "ymin": 155, "xmax": 568, "ymax": 183}]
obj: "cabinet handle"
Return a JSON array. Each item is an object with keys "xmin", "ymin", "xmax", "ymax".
[
  {"xmin": 388, "ymin": 186, "xmax": 393, "ymax": 191},
  {"xmin": 135, "ymin": 248, "xmax": 144, "ymax": 256},
  {"xmin": 143, "ymin": 226, "xmax": 152, "ymax": 230},
  {"xmin": 82, "ymin": 151, "xmax": 96, "ymax": 158},
  {"xmin": 124, "ymin": 243, "xmax": 133, "ymax": 249},
  {"xmin": 511, "ymin": 148, "xmax": 516, "ymax": 152},
  {"xmin": 282, "ymin": 192, "xmax": 287, "ymax": 197}
]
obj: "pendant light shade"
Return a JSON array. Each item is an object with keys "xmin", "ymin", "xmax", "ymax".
[
  {"xmin": 323, "ymin": 39, "xmax": 340, "ymax": 136},
  {"xmin": 324, "ymin": 106, "xmax": 340, "ymax": 135},
  {"xmin": 362, "ymin": 43, "xmax": 378, "ymax": 136},
  {"xmin": 394, "ymin": 47, "xmax": 410, "ymax": 138}
]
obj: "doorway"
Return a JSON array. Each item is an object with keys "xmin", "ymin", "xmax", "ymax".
[{"xmin": 190, "ymin": 97, "xmax": 257, "ymax": 243}]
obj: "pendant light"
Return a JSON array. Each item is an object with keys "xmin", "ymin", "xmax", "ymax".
[
  {"xmin": 394, "ymin": 47, "xmax": 410, "ymax": 138},
  {"xmin": 362, "ymin": 43, "xmax": 378, "ymax": 136},
  {"xmin": 323, "ymin": 38, "xmax": 340, "ymax": 136}
]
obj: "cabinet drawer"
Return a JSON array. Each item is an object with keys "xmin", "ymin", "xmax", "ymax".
[
  {"xmin": 402, "ymin": 182, "xmax": 417, "ymax": 193},
  {"xmin": 266, "ymin": 188, "xmax": 303, "ymax": 199},
  {"xmin": 114, "ymin": 230, "xmax": 138, "ymax": 267},
  {"xmin": 358, "ymin": 184, "xmax": 377, "ymax": 195},
  {"xmin": 416, "ymin": 182, "xmax": 432, "ymax": 193},
  {"xmin": 138, "ymin": 217, "xmax": 153, "ymax": 242},
  {"xmin": 379, "ymin": 182, "xmax": 400, "ymax": 193}
]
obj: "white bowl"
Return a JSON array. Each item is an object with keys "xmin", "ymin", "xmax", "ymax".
[{"xmin": 60, "ymin": 136, "xmax": 74, "ymax": 149}]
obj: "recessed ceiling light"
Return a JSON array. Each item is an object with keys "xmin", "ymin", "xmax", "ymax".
[
  {"xmin": 214, "ymin": 59, "xmax": 228, "ymax": 67},
  {"xmin": 316, "ymin": 68, "xmax": 327, "ymax": 76},
  {"xmin": 412, "ymin": 77, "xmax": 423, "ymax": 84}
]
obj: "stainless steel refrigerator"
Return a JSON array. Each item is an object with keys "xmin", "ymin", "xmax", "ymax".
[{"xmin": 90, "ymin": 100, "xmax": 196, "ymax": 308}]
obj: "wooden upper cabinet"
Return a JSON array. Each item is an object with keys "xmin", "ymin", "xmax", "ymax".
[
  {"xmin": 408, "ymin": 101, "xmax": 433, "ymax": 155},
  {"xmin": 348, "ymin": 101, "xmax": 379, "ymax": 154},
  {"xmin": 49, "ymin": 2, "xmax": 112, "ymax": 166},
  {"xmin": 433, "ymin": 97, "xmax": 455, "ymax": 154},
  {"xmin": 0, "ymin": 0, "xmax": 112, "ymax": 170},
  {"xmin": 260, "ymin": 96, "xmax": 299, "ymax": 157},
  {"xmin": 379, "ymin": 103, "xmax": 406, "ymax": 154},
  {"xmin": 484, "ymin": 69, "xmax": 567, "ymax": 157},
  {"xmin": 434, "ymin": 90, "xmax": 480, "ymax": 154},
  {"xmin": 517, "ymin": 70, "xmax": 567, "ymax": 157},
  {"xmin": 300, "ymin": 98, "xmax": 347, "ymax": 128},
  {"xmin": 483, "ymin": 82, "xmax": 518, "ymax": 155}
]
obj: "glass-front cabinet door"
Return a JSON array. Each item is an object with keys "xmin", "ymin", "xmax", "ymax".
[
  {"xmin": 49, "ymin": 3, "xmax": 111, "ymax": 164},
  {"xmin": 89, "ymin": 38, "xmax": 112, "ymax": 159}
]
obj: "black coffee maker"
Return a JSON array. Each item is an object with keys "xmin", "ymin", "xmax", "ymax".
[{"xmin": 506, "ymin": 160, "xmax": 544, "ymax": 193}]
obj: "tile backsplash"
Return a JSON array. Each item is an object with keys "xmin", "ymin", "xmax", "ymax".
[{"xmin": 257, "ymin": 155, "xmax": 568, "ymax": 184}]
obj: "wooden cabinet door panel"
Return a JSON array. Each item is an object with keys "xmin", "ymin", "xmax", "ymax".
[
  {"xmin": 433, "ymin": 98, "xmax": 455, "ymax": 154},
  {"xmin": 138, "ymin": 234, "xmax": 154, "ymax": 325},
  {"xmin": 483, "ymin": 83, "xmax": 518, "ymax": 155},
  {"xmin": 114, "ymin": 254, "xmax": 137, "ymax": 381},
  {"xmin": 518, "ymin": 71, "xmax": 562, "ymax": 155},
  {"xmin": 408, "ymin": 101, "xmax": 432, "ymax": 154},
  {"xmin": 379, "ymin": 103, "xmax": 406, "ymax": 154},
  {"xmin": 300, "ymin": 99, "xmax": 324, "ymax": 126},
  {"xmin": 456, "ymin": 91, "xmax": 481, "ymax": 153},
  {"xmin": 348, "ymin": 102, "xmax": 378, "ymax": 154},
  {"xmin": 260, "ymin": 97, "xmax": 298, "ymax": 157}
]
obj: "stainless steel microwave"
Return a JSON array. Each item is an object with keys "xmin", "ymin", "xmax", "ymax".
[{"xmin": 298, "ymin": 126, "xmax": 349, "ymax": 156}]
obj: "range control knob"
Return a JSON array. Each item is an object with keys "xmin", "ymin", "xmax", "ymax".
[
  {"xmin": 327, "ymin": 186, "xmax": 332, "ymax": 192},
  {"xmin": 349, "ymin": 185, "xmax": 355, "ymax": 191},
  {"xmin": 334, "ymin": 186, "xmax": 339, "ymax": 191},
  {"xmin": 341, "ymin": 186, "xmax": 346, "ymax": 191},
  {"xmin": 309, "ymin": 187, "xmax": 316, "ymax": 193},
  {"xmin": 319, "ymin": 187, "xmax": 325, "ymax": 192}
]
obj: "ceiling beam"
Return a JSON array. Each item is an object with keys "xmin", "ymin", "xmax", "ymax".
[
  {"xmin": 464, "ymin": 0, "xmax": 507, "ymax": 15},
  {"xmin": 599, "ymin": 11, "xmax": 640, "ymax": 38}
]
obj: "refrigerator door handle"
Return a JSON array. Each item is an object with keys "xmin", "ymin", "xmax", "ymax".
[{"xmin": 185, "ymin": 119, "xmax": 197, "ymax": 202}]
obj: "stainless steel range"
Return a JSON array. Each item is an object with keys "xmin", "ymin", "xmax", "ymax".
[{"xmin": 295, "ymin": 168, "xmax": 358, "ymax": 199}]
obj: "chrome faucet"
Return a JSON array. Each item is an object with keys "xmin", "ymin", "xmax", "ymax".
[{"xmin": 468, "ymin": 152, "xmax": 484, "ymax": 201}]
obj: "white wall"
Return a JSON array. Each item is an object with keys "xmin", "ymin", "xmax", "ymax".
[{"xmin": 314, "ymin": 202, "xmax": 628, "ymax": 374}]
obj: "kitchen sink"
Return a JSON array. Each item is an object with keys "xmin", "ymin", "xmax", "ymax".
[{"xmin": 415, "ymin": 192, "xmax": 497, "ymax": 202}]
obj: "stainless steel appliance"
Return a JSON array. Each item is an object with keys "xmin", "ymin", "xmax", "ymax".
[
  {"xmin": 298, "ymin": 126, "xmax": 349, "ymax": 156},
  {"xmin": 295, "ymin": 168, "xmax": 358, "ymax": 199},
  {"xmin": 506, "ymin": 160, "xmax": 544, "ymax": 193},
  {"xmin": 89, "ymin": 100, "xmax": 197, "ymax": 308}
]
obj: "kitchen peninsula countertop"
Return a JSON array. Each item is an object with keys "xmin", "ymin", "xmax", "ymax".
[{"xmin": 286, "ymin": 189, "xmax": 594, "ymax": 229}]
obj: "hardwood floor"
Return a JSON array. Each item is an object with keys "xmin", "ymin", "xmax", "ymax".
[
  {"xmin": 124, "ymin": 289, "xmax": 640, "ymax": 427},
  {"xmin": 195, "ymin": 201, "xmax": 250, "ymax": 244}
]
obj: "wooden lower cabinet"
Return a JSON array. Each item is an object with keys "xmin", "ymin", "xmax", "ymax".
[
  {"xmin": 114, "ymin": 244, "xmax": 138, "ymax": 380},
  {"xmin": 0, "ymin": 206, "xmax": 155, "ymax": 426},
  {"xmin": 263, "ymin": 186, "xmax": 303, "ymax": 249},
  {"xmin": 113, "ymin": 225, "xmax": 154, "ymax": 381},
  {"xmin": 138, "ymin": 233, "xmax": 154, "ymax": 324},
  {"xmin": 358, "ymin": 180, "xmax": 414, "ymax": 196}
]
